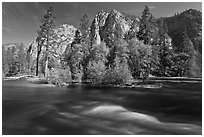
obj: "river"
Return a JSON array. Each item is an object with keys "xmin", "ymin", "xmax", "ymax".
[{"xmin": 2, "ymin": 79, "xmax": 202, "ymax": 135}]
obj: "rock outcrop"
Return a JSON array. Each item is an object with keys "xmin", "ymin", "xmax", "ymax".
[
  {"xmin": 52, "ymin": 24, "xmax": 77, "ymax": 55},
  {"xmin": 90, "ymin": 9, "xmax": 139, "ymax": 46},
  {"xmin": 26, "ymin": 24, "xmax": 77, "ymax": 72},
  {"xmin": 90, "ymin": 10, "xmax": 109, "ymax": 45},
  {"xmin": 28, "ymin": 24, "xmax": 76, "ymax": 58}
]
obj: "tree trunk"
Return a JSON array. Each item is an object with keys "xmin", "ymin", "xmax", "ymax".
[
  {"xmin": 36, "ymin": 53, "xmax": 39, "ymax": 76},
  {"xmin": 27, "ymin": 55, "xmax": 30, "ymax": 75},
  {"xmin": 36, "ymin": 40, "xmax": 42, "ymax": 76},
  {"xmin": 82, "ymin": 67, "xmax": 87, "ymax": 83},
  {"xmin": 45, "ymin": 30, "xmax": 49, "ymax": 80},
  {"xmin": 69, "ymin": 64, "xmax": 75, "ymax": 81},
  {"xmin": 45, "ymin": 58, "xmax": 49, "ymax": 79}
]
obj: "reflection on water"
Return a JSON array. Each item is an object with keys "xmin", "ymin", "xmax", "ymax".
[{"xmin": 2, "ymin": 79, "xmax": 202, "ymax": 135}]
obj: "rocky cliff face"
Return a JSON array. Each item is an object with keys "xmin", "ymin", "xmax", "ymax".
[
  {"xmin": 28, "ymin": 24, "xmax": 76, "ymax": 60},
  {"xmin": 26, "ymin": 24, "xmax": 77, "ymax": 71},
  {"xmin": 101, "ymin": 9, "xmax": 132, "ymax": 43},
  {"xmin": 53, "ymin": 24, "xmax": 77, "ymax": 55},
  {"xmin": 90, "ymin": 9, "xmax": 139, "ymax": 46},
  {"xmin": 90, "ymin": 10, "xmax": 109, "ymax": 45}
]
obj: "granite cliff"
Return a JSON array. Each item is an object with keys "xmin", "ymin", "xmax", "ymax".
[{"xmin": 90, "ymin": 9, "xmax": 139, "ymax": 47}]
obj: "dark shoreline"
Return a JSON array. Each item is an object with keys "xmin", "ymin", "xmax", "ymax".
[{"xmin": 3, "ymin": 75, "xmax": 202, "ymax": 90}]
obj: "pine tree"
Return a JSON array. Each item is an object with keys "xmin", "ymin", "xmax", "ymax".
[
  {"xmin": 74, "ymin": 30, "xmax": 81, "ymax": 44},
  {"xmin": 106, "ymin": 38, "xmax": 128, "ymax": 69},
  {"xmin": 181, "ymin": 27, "xmax": 194, "ymax": 54},
  {"xmin": 72, "ymin": 30, "xmax": 83, "ymax": 81},
  {"xmin": 79, "ymin": 14, "xmax": 92, "ymax": 82},
  {"xmin": 172, "ymin": 53, "xmax": 189, "ymax": 77},
  {"xmin": 37, "ymin": 6, "xmax": 55, "ymax": 78},
  {"xmin": 63, "ymin": 30, "xmax": 83, "ymax": 82},
  {"xmin": 79, "ymin": 14, "xmax": 90, "ymax": 44},
  {"xmin": 137, "ymin": 5, "xmax": 156, "ymax": 45},
  {"xmin": 179, "ymin": 27, "xmax": 195, "ymax": 77},
  {"xmin": 172, "ymin": 26, "xmax": 196, "ymax": 77},
  {"xmin": 70, "ymin": 30, "xmax": 82, "ymax": 50},
  {"xmin": 156, "ymin": 20, "xmax": 174, "ymax": 76},
  {"xmin": 36, "ymin": 31, "xmax": 44, "ymax": 76},
  {"xmin": 86, "ymin": 42, "xmax": 108, "ymax": 84},
  {"xmin": 127, "ymin": 38, "xmax": 152, "ymax": 79}
]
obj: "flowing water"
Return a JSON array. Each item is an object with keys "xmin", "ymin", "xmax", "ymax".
[{"xmin": 2, "ymin": 79, "xmax": 202, "ymax": 135}]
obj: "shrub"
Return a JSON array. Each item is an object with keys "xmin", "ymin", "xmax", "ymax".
[
  {"xmin": 127, "ymin": 38, "xmax": 152, "ymax": 79},
  {"xmin": 87, "ymin": 60, "xmax": 106, "ymax": 85},
  {"xmin": 103, "ymin": 56, "xmax": 133, "ymax": 85},
  {"xmin": 48, "ymin": 68, "xmax": 72, "ymax": 86}
]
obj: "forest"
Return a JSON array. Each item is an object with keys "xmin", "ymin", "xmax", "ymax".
[{"xmin": 2, "ymin": 6, "xmax": 202, "ymax": 86}]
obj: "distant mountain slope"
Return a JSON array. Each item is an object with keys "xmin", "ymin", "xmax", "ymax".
[
  {"xmin": 164, "ymin": 9, "xmax": 202, "ymax": 77},
  {"xmin": 165, "ymin": 9, "xmax": 202, "ymax": 53}
]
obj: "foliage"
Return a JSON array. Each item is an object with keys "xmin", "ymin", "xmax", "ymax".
[
  {"xmin": 103, "ymin": 56, "xmax": 132, "ymax": 85},
  {"xmin": 167, "ymin": 27, "xmax": 199, "ymax": 77},
  {"xmin": 137, "ymin": 5, "xmax": 157, "ymax": 45},
  {"xmin": 100, "ymin": 39, "xmax": 132, "ymax": 85},
  {"xmin": 171, "ymin": 32, "xmax": 200, "ymax": 77},
  {"xmin": 3, "ymin": 46, "xmax": 18, "ymax": 76},
  {"xmin": 83, "ymin": 42, "xmax": 108, "ymax": 83},
  {"xmin": 164, "ymin": 9, "xmax": 202, "ymax": 77},
  {"xmin": 153, "ymin": 20, "xmax": 174, "ymax": 76},
  {"xmin": 36, "ymin": 6, "xmax": 56, "ymax": 78},
  {"xmin": 77, "ymin": 14, "xmax": 93, "ymax": 82},
  {"xmin": 48, "ymin": 68, "xmax": 72, "ymax": 86},
  {"xmin": 2, "ymin": 43, "xmax": 27, "ymax": 76},
  {"xmin": 79, "ymin": 14, "xmax": 90, "ymax": 43},
  {"xmin": 127, "ymin": 38, "xmax": 152, "ymax": 79},
  {"xmin": 18, "ymin": 43, "xmax": 27, "ymax": 73},
  {"xmin": 87, "ymin": 60, "xmax": 106, "ymax": 85},
  {"xmin": 106, "ymin": 38, "xmax": 128, "ymax": 68},
  {"xmin": 124, "ymin": 19, "xmax": 138, "ymax": 41},
  {"xmin": 171, "ymin": 53, "xmax": 190, "ymax": 77},
  {"xmin": 3, "ymin": 7, "xmax": 202, "ymax": 83},
  {"xmin": 63, "ymin": 43, "xmax": 83, "ymax": 81}
]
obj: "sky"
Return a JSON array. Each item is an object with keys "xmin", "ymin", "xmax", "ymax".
[{"xmin": 2, "ymin": 2, "xmax": 202, "ymax": 45}]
